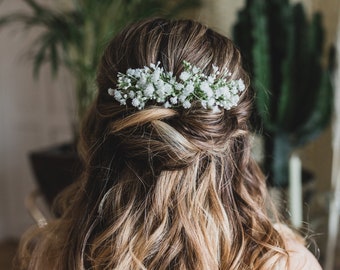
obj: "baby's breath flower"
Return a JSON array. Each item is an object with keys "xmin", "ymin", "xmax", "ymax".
[
  {"xmin": 132, "ymin": 98, "xmax": 141, "ymax": 107},
  {"xmin": 152, "ymin": 69, "xmax": 161, "ymax": 81},
  {"xmin": 170, "ymin": 96, "xmax": 178, "ymax": 104},
  {"xmin": 175, "ymin": 83, "xmax": 184, "ymax": 91},
  {"xmin": 180, "ymin": 71, "xmax": 191, "ymax": 81},
  {"xmin": 128, "ymin": 91, "xmax": 135, "ymax": 98},
  {"xmin": 144, "ymin": 84, "xmax": 155, "ymax": 97},
  {"xmin": 207, "ymin": 98, "xmax": 216, "ymax": 108},
  {"xmin": 138, "ymin": 75, "xmax": 147, "ymax": 86},
  {"xmin": 183, "ymin": 100, "xmax": 191, "ymax": 109},
  {"xmin": 192, "ymin": 66, "xmax": 200, "ymax": 74},
  {"xmin": 108, "ymin": 61, "xmax": 246, "ymax": 110},
  {"xmin": 164, "ymin": 101, "xmax": 171, "ymax": 108},
  {"xmin": 178, "ymin": 95, "xmax": 187, "ymax": 103},
  {"xmin": 207, "ymin": 76, "xmax": 215, "ymax": 84},
  {"xmin": 163, "ymin": 83, "xmax": 173, "ymax": 94},
  {"xmin": 126, "ymin": 68, "xmax": 135, "ymax": 76},
  {"xmin": 238, "ymin": 79, "xmax": 246, "ymax": 91},
  {"xmin": 185, "ymin": 82, "xmax": 195, "ymax": 94},
  {"xmin": 108, "ymin": 88, "xmax": 115, "ymax": 96},
  {"xmin": 200, "ymin": 82, "xmax": 213, "ymax": 97},
  {"xmin": 113, "ymin": 89, "xmax": 122, "ymax": 100},
  {"xmin": 212, "ymin": 106, "xmax": 221, "ymax": 113},
  {"xmin": 156, "ymin": 88, "xmax": 165, "ymax": 99}
]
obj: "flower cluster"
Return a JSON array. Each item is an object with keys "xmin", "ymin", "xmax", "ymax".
[{"xmin": 108, "ymin": 61, "xmax": 246, "ymax": 111}]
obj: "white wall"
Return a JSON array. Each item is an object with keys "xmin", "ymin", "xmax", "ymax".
[
  {"xmin": 0, "ymin": 0, "xmax": 74, "ymax": 240},
  {"xmin": 196, "ymin": 0, "xmax": 245, "ymax": 36}
]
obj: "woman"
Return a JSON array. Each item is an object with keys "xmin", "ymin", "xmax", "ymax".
[{"xmin": 15, "ymin": 18, "xmax": 322, "ymax": 269}]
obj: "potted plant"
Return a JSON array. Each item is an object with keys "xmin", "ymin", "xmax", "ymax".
[
  {"xmin": 0, "ymin": 0, "xmax": 201, "ymax": 205},
  {"xmin": 233, "ymin": 0, "xmax": 334, "ymax": 187}
]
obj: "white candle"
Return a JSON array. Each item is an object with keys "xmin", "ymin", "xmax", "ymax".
[{"xmin": 289, "ymin": 153, "xmax": 302, "ymax": 228}]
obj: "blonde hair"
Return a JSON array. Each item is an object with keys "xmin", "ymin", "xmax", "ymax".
[{"xmin": 15, "ymin": 18, "xmax": 288, "ymax": 269}]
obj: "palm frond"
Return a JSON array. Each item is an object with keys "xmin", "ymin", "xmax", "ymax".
[{"xmin": 0, "ymin": 0, "xmax": 201, "ymax": 122}]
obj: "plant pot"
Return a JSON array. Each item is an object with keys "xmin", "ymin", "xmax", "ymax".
[{"xmin": 29, "ymin": 143, "xmax": 82, "ymax": 207}]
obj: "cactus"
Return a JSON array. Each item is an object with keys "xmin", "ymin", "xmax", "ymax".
[{"xmin": 233, "ymin": 0, "xmax": 334, "ymax": 186}]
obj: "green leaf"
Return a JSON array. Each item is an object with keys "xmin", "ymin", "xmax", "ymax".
[{"xmin": 0, "ymin": 0, "xmax": 201, "ymax": 124}]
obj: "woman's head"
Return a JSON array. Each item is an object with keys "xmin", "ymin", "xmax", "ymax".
[
  {"xmin": 16, "ymin": 18, "xmax": 287, "ymax": 270},
  {"xmin": 82, "ymin": 17, "xmax": 252, "ymax": 174}
]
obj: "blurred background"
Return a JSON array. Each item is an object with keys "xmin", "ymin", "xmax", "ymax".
[{"xmin": 0, "ymin": 0, "xmax": 339, "ymax": 269}]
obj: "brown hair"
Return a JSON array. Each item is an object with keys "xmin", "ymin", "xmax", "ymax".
[{"xmin": 15, "ymin": 18, "xmax": 288, "ymax": 269}]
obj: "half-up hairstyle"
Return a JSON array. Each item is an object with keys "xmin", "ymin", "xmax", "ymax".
[{"xmin": 15, "ymin": 18, "xmax": 288, "ymax": 270}]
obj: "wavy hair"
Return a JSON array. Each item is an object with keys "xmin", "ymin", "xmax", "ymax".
[{"xmin": 15, "ymin": 18, "xmax": 288, "ymax": 269}]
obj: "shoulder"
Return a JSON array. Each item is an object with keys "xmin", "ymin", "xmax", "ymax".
[
  {"xmin": 274, "ymin": 224, "xmax": 322, "ymax": 270},
  {"xmin": 285, "ymin": 236, "xmax": 322, "ymax": 270}
]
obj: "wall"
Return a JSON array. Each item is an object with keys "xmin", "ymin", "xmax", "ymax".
[{"xmin": 0, "ymin": 0, "xmax": 74, "ymax": 240}]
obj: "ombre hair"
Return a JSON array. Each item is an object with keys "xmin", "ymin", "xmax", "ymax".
[{"xmin": 15, "ymin": 18, "xmax": 289, "ymax": 269}]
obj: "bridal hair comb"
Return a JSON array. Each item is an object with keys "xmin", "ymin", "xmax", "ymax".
[{"xmin": 108, "ymin": 61, "xmax": 245, "ymax": 111}]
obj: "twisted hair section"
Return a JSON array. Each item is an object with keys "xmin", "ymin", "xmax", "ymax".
[{"xmin": 14, "ymin": 18, "xmax": 288, "ymax": 270}]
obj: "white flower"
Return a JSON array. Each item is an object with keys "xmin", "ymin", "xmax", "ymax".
[
  {"xmin": 200, "ymin": 81, "xmax": 213, "ymax": 97},
  {"xmin": 179, "ymin": 94, "xmax": 187, "ymax": 103},
  {"xmin": 175, "ymin": 83, "xmax": 184, "ymax": 91},
  {"xmin": 114, "ymin": 90, "xmax": 122, "ymax": 100},
  {"xmin": 123, "ymin": 77, "xmax": 131, "ymax": 84},
  {"xmin": 231, "ymin": 95, "xmax": 239, "ymax": 105},
  {"xmin": 150, "ymin": 62, "xmax": 160, "ymax": 69},
  {"xmin": 136, "ymin": 91, "xmax": 142, "ymax": 98},
  {"xmin": 170, "ymin": 96, "xmax": 178, "ymax": 104},
  {"xmin": 231, "ymin": 85, "xmax": 238, "ymax": 95},
  {"xmin": 237, "ymin": 79, "xmax": 245, "ymax": 91},
  {"xmin": 156, "ymin": 88, "xmax": 165, "ymax": 98},
  {"xmin": 129, "ymin": 91, "xmax": 135, "ymax": 98},
  {"xmin": 108, "ymin": 88, "xmax": 115, "ymax": 96},
  {"xmin": 207, "ymin": 75, "xmax": 215, "ymax": 84},
  {"xmin": 138, "ymin": 74, "xmax": 147, "ymax": 86},
  {"xmin": 220, "ymin": 87, "xmax": 231, "ymax": 98},
  {"xmin": 144, "ymin": 84, "xmax": 155, "ymax": 97},
  {"xmin": 109, "ymin": 61, "xmax": 245, "ymax": 111},
  {"xmin": 119, "ymin": 99, "xmax": 127, "ymax": 105},
  {"xmin": 192, "ymin": 66, "xmax": 200, "ymax": 74},
  {"xmin": 207, "ymin": 98, "xmax": 216, "ymax": 108},
  {"xmin": 212, "ymin": 106, "xmax": 221, "ymax": 113},
  {"xmin": 169, "ymin": 77, "xmax": 176, "ymax": 84},
  {"xmin": 180, "ymin": 71, "xmax": 191, "ymax": 81},
  {"xmin": 127, "ymin": 68, "xmax": 135, "ymax": 76},
  {"xmin": 152, "ymin": 69, "xmax": 161, "ymax": 81},
  {"xmin": 163, "ymin": 83, "xmax": 173, "ymax": 94},
  {"xmin": 132, "ymin": 98, "xmax": 141, "ymax": 107},
  {"xmin": 182, "ymin": 100, "xmax": 191, "ymax": 108},
  {"xmin": 184, "ymin": 82, "xmax": 194, "ymax": 94}
]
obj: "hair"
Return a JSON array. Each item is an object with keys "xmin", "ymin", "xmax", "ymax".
[{"xmin": 15, "ymin": 18, "xmax": 289, "ymax": 269}]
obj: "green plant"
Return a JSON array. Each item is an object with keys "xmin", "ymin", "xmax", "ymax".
[
  {"xmin": 0, "ymin": 0, "xmax": 201, "ymax": 132},
  {"xmin": 233, "ymin": 0, "xmax": 334, "ymax": 186}
]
